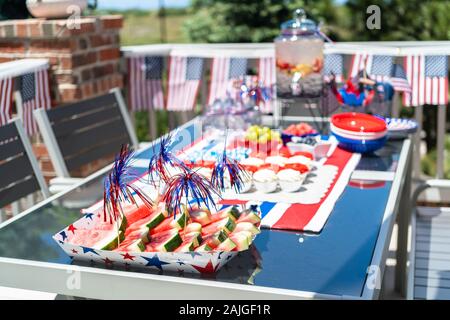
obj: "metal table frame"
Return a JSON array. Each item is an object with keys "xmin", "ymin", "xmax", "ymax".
[{"xmin": 0, "ymin": 118, "xmax": 413, "ymax": 300}]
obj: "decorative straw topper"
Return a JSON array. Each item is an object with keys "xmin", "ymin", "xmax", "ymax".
[
  {"xmin": 211, "ymin": 145, "xmax": 249, "ymax": 193},
  {"xmin": 162, "ymin": 169, "xmax": 220, "ymax": 219},
  {"xmin": 148, "ymin": 132, "xmax": 185, "ymax": 185},
  {"xmin": 103, "ymin": 145, "xmax": 153, "ymax": 224}
]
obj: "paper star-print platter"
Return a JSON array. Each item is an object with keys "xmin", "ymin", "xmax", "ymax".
[{"xmin": 52, "ymin": 206, "xmax": 248, "ymax": 274}]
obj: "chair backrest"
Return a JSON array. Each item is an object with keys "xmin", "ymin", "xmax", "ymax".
[
  {"xmin": 0, "ymin": 119, "xmax": 49, "ymax": 208},
  {"xmin": 34, "ymin": 88, "xmax": 138, "ymax": 178}
]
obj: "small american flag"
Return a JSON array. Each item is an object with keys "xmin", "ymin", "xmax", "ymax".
[
  {"xmin": 208, "ymin": 57, "xmax": 248, "ymax": 105},
  {"xmin": 128, "ymin": 56, "xmax": 164, "ymax": 111},
  {"xmin": 403, "ymin": 55, "xmax": 448, "ymax": 106},
  {"xmin": 166, "ymin": 56, "xmax": 204, "ymax": 111},
  {"xmin": 323, "ymin": 54, "xmax": 344, "ymax": 83},
  {"xmin": 20, "ymin": 70, "xmax": 51, "ymax": 136},
  {"xmin": 258, "ymin": 57, "xmax": 276, "ymax": 113},
  {"xmin": 349, "ymin": 53, "xmax": 370, "ymax": 79},
  {"xmin": 366, "ymin": 55, "xmax": 394, "ymax": 82},
  {"xmin": 389, "ymin": 64, "xmax": 411, "ymax": 93},
  {"xmin": 0, "ymin": 77, "xmax": 13, "ymax": 127}
]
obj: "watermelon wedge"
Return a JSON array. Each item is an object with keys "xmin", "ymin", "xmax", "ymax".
[
  {"xmin": 195, "ymin": 243, "xmax": 213, "ymax": 252},
  {"xmin": 202, "ymin": 217, "xmax": 236, "ymax": 235},
  {"xmin": 115, "ymin": 238, "xmax": 145, "ymax": 252},
  {"xmin": 175, "ymin": 242, "xmax": 195, "ymax": 252},
  {"xmin": 189, "ymin": 207, "xmax": 211, "ymax": 226},
  {"xmin": 234, "ymin": 222, "xmax": 260, "ymax": 235},
  {"xmin": 181, "ymin": 231, "xmax": 202, "ymax": 247},
  {"xmin": 123, "ymin": 203, "xmax": 153, "ymax": 225},
  {"xmin": 149, "ymin": 210, "xmax": 187, "ymax": 235},
  {"xmin": 125, "ymin": 226, "xmax": 150, "ymax": 243},
  {"xmin": 237, "ymin": 210, "xmax": 261, "ymax": 224},
  {"xmin": 69, "ymin": 229, "xmax": 124, "ymax": 250},
  {"xmin": 214, "ymin": 238, "xmax": 236, "ymax": 251},
  {"xmin": 202, "ymin": 230, "xmax": 228, "ymax": 248},
  {"xmin": 148, "ymin": 229, "xmax": 182, "ymax": 252},
  {"xmin": 185, "ymin": 222, "xmax": 202, "ymax": 234},
  {"xmin": 229, "ymin": 231, "xmax": 252, "ymax": 251}
]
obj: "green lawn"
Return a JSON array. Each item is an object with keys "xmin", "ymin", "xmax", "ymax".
[{"xmin": 96, "ymin": 9, "xmax": 191, "ymax": 46}]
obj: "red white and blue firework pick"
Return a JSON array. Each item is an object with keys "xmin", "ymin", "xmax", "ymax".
[
  {"xmin": 162, "ymin": 170, "xmax": 220, "ymax": 219},
  {"xmin": 103, "ymin": 145, "xmax": 153, "ymax": 224},
  {"xmin": 148, "ymin": 132, "xmax": 186, "ymax": 185},
  {"xmin": 211, "ymin": 147, "xmax": 248, "ymax": 193}
]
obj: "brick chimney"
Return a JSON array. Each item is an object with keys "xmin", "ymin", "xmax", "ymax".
[
  {"xmin": 0, "ymin": 15, "xmax": 125, "ymax": 182},
  {"xmin": 0, "ymin": 15, "xmax": 124, "ymax": 104}
]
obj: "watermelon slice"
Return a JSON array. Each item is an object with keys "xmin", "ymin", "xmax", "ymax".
[
  {"xmin": 182, "ymin": 231, "xmax": 202, "ymax": 247},
  {"xmin": 125, "ymin": 226, "xmax": 150, "ymax": 243},
  {"xmin": 149, "ymin": 229, "xmax": 182, "ymax": 252},
  {"xmin": 149, "ymin": 210, "xmax": 187, "ymax": 234},
  {"xmin": 195, "ymin": 243, "xmax": 213, "ymax": 252},
  {"xmin": 123, "ymin": 203, "xmax": 153, "ymax": 225},
  {"xmin": 237, "ymin": 210, "xmax": 261, "ymax": 224},
  {"xmin": 122, "ymin": 239, "xmax": 145, "ymax": 252},
  {"xmin": 202, "ymin": 230, "xmax": 228, "ymax": 248},
  {"xmin": 175, "ymin": 242, "xmax": 195, "ymax": 252},
  {"xmin": 185, "ymin": 222, "xmax": 202, "ymax": 233},
  {"xmin": 202, "ymin": 217, "xmax": 236, "ymax": 235},
  {"xmin": 234, "ymin": 222, "xmax": 260, "ymax": 235},
  {"xmin": 94, "ymin": 216, "xmax": 128, "ymax": 232},
  {"xmin": 189, "ymin": 207, "xmax": 211, "ymax": 226},
  {"xmin": 69, "ymin": 229, "xmax": 124, "ymax": 250},
  {"xmin": 229, "ymin": 231, "xmax": 252, "ymax": 251},
  {"xmin": 214, "ymin": 238, "xmax": 236, "ymax": 251}
]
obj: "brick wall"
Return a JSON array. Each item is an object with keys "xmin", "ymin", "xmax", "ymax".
[
  {"xmin": 0, "ymin": 16, "xmax": 125, "ymax": 181},
  {"xmin": 0, "ymin": 15, "xmax": 124, "ymax": 104}
]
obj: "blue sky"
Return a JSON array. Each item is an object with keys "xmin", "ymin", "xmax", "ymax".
[{"xmin": 97, "ymin": 0, "xmax": 191, "ymax": 10}]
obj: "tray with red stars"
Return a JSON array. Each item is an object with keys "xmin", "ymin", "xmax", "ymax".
[{"xmin": 53, "ymin": 203, "xmax": 259, "ymax": 274}]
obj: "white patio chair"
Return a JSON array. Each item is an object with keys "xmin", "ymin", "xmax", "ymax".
[
  {"xmin": 0, "ymin": 118, "xmax": 55, "ymax": 300},
  {"xmin": 408, "ymin": 179, "xmax": 450, "ymax": 300},
  {"xmin": 34, "ymin": 88, "xmax": 143, "ymax": 194}
]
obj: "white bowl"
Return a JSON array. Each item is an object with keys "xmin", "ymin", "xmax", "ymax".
[
  {"xmin": 330, "ymin": 123, "xmax": 387, "ymax": 139},
  {"xmin": 254, "ymin": 180, "xmax": 278, "ymax": 193},
  {"xmin": 286, "ymin": 142, "xmax": 315, "ymax": 155}
]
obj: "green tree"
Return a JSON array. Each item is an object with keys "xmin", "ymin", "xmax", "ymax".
[
  {"xmin": 345, "ymin": 0, "xmax": 450, "ymax": 41},
  {"xmin": 183, "ymin": 0, "xmax": 339, "ymax": 43}
]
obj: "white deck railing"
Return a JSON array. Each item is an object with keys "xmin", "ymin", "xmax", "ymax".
[{"xmin": 121, "ymin": 41, "xmax": 449, "ymax": 181}]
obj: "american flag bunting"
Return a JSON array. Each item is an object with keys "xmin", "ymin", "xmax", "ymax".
[
  {"xmin": 323, "ymin": 54, "xmax": 344, "ymax": 83},
  {"xmin": 389, "ymin": 64, "xmax": 411, "ymax": 93},
  {"xmin": 19, "ymin": 69, "xmax": 51, "ymax": 136},
  {"xmin": 349, "ymin": 53, "xmax": 370, "ymax": 79},
  {"xmin": 208, "ymin": 57, "xmax": 248, "ymax": 105},
  {"xmin": 128, "ymin": 56, "xmax": 164, "ymax": 111},
  {"xmin": 258, "ymin": 57, "xmax": 276, "ymax": 113},
  {"xmin": 366, "ymin": 55, "xmax": 394, "ymax": 82},
  {"xmin": 403, "ymin": 55, "xmax": 448, "ymax": 106},
  {"xmin": 166, "ymin": 55, "xmax": 204, "ymax": 111},
  {"xmin": 0, "ymin": 77, "xmax": 13, "ymax": 127}
]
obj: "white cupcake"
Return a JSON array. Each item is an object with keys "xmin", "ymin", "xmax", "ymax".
[
  {"xmin": 277, "ymin": 169, "xmax": 306, "ymax": 192},
  {"xmin": 253, "ymin": 169, "xmax": 278, "ymax": 193},
  {"xmin": 239, "ymin": 170, "xmax": 253, "ymax": 193},
  {"xmin": 286, "ymin": 155, "xmax": 313, "ymax": 170},
  {"xmin": 265, "ymin": 156, "xmax": 288, "ymax": 167}
]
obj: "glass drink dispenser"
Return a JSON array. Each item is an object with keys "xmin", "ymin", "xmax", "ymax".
[{"xmin": 275, "ymin": 9, "xmax": 324, "ymax": 98}]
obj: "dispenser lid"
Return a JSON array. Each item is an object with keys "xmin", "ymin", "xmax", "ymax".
[{"xmin": 281, "ymin": 9, "xmax": 318, "ymax": 34}]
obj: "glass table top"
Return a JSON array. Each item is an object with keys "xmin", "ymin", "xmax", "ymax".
[{"xmin": 0, "ymin": 120, "xmax": 406, "ymax": 298}]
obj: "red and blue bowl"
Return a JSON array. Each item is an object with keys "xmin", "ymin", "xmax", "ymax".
[{"xmin": 330, "ymin": 113, "xmax": 387, "ymax": 153}]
